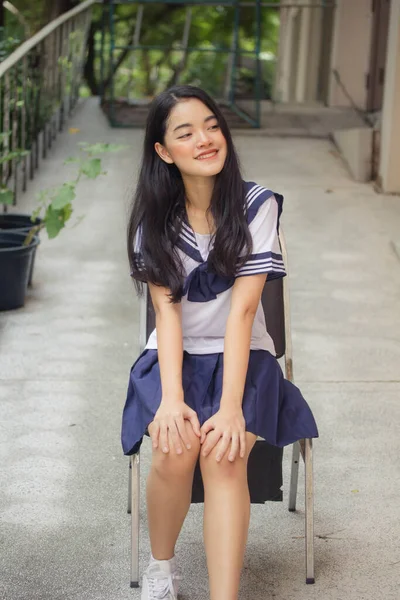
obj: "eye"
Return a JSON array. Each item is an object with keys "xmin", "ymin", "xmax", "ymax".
[
  {"xmin": 178, "ymin": 133, "xmax": 191, "ymax": 139},
  {"xmin": 209, "ymin": 124, "xmax": 219, "ymax": 131}
]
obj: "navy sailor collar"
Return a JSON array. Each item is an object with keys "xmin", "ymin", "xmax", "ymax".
[
  {"xmin": 176, "ymin": 181, "xmax": 276, "ymax": 264},
  {"xmin": 175, "ymin": 218, "xmax": 205, "ymax": 263}
]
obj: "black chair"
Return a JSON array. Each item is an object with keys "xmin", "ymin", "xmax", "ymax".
[{"xmin": 127, "ymin": 229, "xmax": 315, "ymax": 586}]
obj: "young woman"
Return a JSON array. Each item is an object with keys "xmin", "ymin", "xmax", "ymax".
[{"xmin": 122, "ymin": 85, "xmax": 318, "ymax": 600}]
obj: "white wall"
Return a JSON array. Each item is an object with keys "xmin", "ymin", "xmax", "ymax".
[
  {"xmin": 378, "ymin": 0, "xmax": 400, "ymax": 193},
  {"xmin": 274, "ymin": 0, "xmax": 323, "ymax": 103},
  {"xmin": 328, "ymin": 0, "xmax": 373, "ymax": 109}
]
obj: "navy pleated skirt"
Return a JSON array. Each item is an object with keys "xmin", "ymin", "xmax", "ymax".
[{"xmin": 121, "ymin": 349, "xmax": 318, "ymax": 455}]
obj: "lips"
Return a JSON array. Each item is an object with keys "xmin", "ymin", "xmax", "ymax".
[{"xmin": 195, "ymin": 150, "xmax": 219, "ymax": 160}]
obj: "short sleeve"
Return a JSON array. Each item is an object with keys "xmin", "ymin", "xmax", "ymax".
[{"xmin": 236, "ymin": 191, "xmax": 286, "ymax": 280}]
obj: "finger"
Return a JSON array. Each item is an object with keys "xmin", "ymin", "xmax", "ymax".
[
  {"xmin": 200, "ymin": 420, "xmax": 215, "ymax": 444},
  {"xmin": 187, "ymin": 411, "xmax": 201, "ymax": 438},
  {"xmin": 159, "ymin": 422, "xmax": 169, "ymax": 454},
  {"xmin": 202, "ymin": 429, "xmax": 221, "ymax": 457},
  {"xmin": 149, "ymin": 421, "xmax": 160, "ymax": 449},
  {"xmin": 239, "ymin": 430, "xmax": 246, "ymax": 458},
  {"xmin": 168, "ymin": 418, "xmax": 183, "ymax": 455},
  {"xmin": 215, "ymin": 432, "xmax": 231, "ymax": 462},
  {"xmin": 175, "ymin": 415, "xmax": 191, "ymax": 450},
  {"xmin": 228, "ymin": 432, "xmax": 239, "ymax": 462}
]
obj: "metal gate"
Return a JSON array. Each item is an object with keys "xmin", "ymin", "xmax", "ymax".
[
  {"xmin": 99, "ymin": 1, "xmax": 336, "ymax": 129},
  {"xmin": 100, "ymin": 0, "xmax": 265, "ymax": 128}
]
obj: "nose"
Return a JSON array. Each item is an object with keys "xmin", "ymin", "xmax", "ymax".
[{"xmin": 196, "ymin": 130, "xmax": 213, "ymax": 147}]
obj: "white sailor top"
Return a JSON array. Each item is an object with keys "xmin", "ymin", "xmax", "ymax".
[{"xmin": 136, "ymin": 181, "xmax": 286, "ymax": 356}]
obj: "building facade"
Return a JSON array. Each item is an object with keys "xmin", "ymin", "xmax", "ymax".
[{"xmin": 274, "ymin": 0, "xmax": 400, "ymax": 193}]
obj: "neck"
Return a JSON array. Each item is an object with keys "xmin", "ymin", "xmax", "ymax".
[{"xmin": 182, "ymin": 175, "xmax": 215, "ymax": 213}]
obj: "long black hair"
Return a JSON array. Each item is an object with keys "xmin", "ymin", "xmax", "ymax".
[{"xmin": 127, "ymin": 85, "xmax": 252, "ymax": 302}]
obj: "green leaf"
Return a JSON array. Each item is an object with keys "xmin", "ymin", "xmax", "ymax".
[
  {"xmin": 58, "ymin": 56, "xmax": 71, "ymax": 69},
  {"xmin": 81, "ymin": 158, "xmax": 101, "ymax": 179},
  {"xmin": 62, "ymin": 204, "xmax": 73, "ymax": 223},
  {"xmin": 0, "ymin": 149, "xmax": 29, "ymax": 165},
  {"xmin": 64, "ymin": 156, "xmax": 79, "ymax": 165},
  {"xmin": 0, "ymin": 132, "xmax": 10, "ymax": 144},
  {"xmin": 0, "ymin": 187, "xmax": 14, "ymax": 205},
  {"xmin": 31, "ymin": 206, "xmax": 42, "ymax": 221},
  {"xmin": 45, "ymin": 207, "xmax": 65, "ymax": 239},
  {"xmin": 79, "ymin": 142, "xmax": 127, "ymax": 155},
  {"xmin": 52, "ymin": 184, "xmax": 75, "ymax": 210},
  {"xmin": 35, "ymin": 189, "xmax": 50, "ymax": 205}
]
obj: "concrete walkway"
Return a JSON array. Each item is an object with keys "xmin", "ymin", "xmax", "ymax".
[{"xmin": 1, "ymin": 99, "xmax": 399, "ymax": 600}]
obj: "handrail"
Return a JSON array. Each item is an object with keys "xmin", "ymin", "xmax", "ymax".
[
  {"xmin": 1, "ymin": 0, "xmax": 96, "ymax": 207},
  {"xmin": 0, "ymin": 0, "xmax": 97, "ymax": 77}
]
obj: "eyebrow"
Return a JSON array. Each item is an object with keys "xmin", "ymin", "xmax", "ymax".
[{"xmin": 173, "ymin": 114, "xmax": 217, "ymax": 133}]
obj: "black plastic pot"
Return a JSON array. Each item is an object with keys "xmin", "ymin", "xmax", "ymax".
[
  {"xmin": 0, "ymin": 213, "xmax": 41, "ymax": 232},
  {"xmin": 0, "ymin": 231, "xmax": 40, "ymax": 311},
  {"xmin": 0, "ymin": 213, "xmax": 41, "ymax": 286}
]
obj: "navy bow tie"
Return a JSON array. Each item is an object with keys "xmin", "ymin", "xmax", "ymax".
[{"xmin": 183, "ymin": 261, "xmax": 235, "ymax": 302}]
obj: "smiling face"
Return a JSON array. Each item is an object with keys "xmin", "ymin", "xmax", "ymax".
[{"xmin": 154, "ymin": 98, "xmax": 228, "ymax": 180}]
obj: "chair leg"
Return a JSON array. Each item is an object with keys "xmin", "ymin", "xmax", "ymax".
[
  {"xmin": 130, "ymin": 453, "xmax": 140, "ymax": 588},
  {"xmin": 288, "ymin": 441, "xmax": 300, "ymax": 512},
  {"xmin": 127, "ymin": 460, "xmax": 132, "ymax": 515},
  {"xmin": 304, "ymin": 438, "xmax": 315, "ymax": 584}
]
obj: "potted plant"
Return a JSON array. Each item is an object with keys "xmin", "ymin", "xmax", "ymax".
[
  {"xmin": 0, "ymin": 135, "xmax": 40, "ymax": 288},
  {"xmin": 0, "ymin": 141, "xmax": 124, "ymax": 311}
]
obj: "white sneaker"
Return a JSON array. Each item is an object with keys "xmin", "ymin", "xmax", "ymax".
[{"xmin": 141, "ymin": 557, "xmax": 181, "ymax": 600}]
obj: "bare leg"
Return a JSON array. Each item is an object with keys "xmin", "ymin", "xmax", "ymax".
[
  {"xmin": 147, "ymin": 421, "xmax": 201, "ymax": 560},
  {"xmin": 200, "ymin": 432, "xmax": 257, "ymax": 600}
]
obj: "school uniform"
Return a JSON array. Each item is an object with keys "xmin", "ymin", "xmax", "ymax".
[{"xmin": 121, "ymin": 181, "xmax": 318, "ymax": 455}]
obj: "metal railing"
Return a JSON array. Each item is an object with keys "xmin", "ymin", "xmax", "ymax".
[{"xmin": 0, "ymin": 0, "xmax": 96, "ymax": 208}]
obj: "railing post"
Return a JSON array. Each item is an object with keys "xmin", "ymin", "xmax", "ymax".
[
  {"xmin": 11, "ymin": 66, "xmax": 19, "ymax": 203},
  {"xmin": 2, "ymin": 72, "xmax": 10, "ymax": 206},
  {"xmin": 21, "ymin": 56, "xmax": 28, "ymax": 192},
  {"xmin": 0, "ymin": 0, "xmax": 96, "ymax": 211}
]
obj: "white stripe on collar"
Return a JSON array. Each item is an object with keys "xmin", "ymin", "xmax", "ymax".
[
  {"xmin": 181, "ymin": 221, "xmax": 196, "ymax": 241},
  {"xmin": 246, "ymin": 184, "xmax": 265, "ymax": 208}
]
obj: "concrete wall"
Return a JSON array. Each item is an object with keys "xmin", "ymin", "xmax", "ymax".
[
  {"xmin": 328, "ymin": 0, "xmax": 373, "ymax": 109},
  {"xmin": 274, "ymin": 0, "xmax": 324, "ymax": 104},
  {"xmin": 333, "ymin": 127, "xmax": 373, "ymax": 182},
  {"xmin": 303, "ymin": 5, "xmax": 324, "ymax": 103},
  {"xmin": 378, "ymin": 0, "xmax": 400, "ymax": 193}
]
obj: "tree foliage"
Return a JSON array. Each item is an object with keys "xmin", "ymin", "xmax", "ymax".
[
  {"xmin": 88, "ymin": 2, "xmax": 279, "ymax": 101},
  {"xmin": 2, "ymin": 1, "xmax": 280, "ymax": 100},
  {"xmin": 10, "ymin": 0, "xmax": 80, "ymax": 33}
]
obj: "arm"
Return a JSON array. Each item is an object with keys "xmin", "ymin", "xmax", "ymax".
[
  {"xmin": 148, "ymin": 283, "xmax": 201, "ymax": 454},
  {"xmin": 221, "ymin": 272, "xmax": 268, "ymax": 409},
  {"xmin": 220, "ymin": 193, "xmax": 284, "ymax": 416},
  {"xmin": 149, "ymin": 282, "xmax": 184, "ymax": 401},
  {"xmin": 201, "ymin": 273, "xmax": 267, "ymax": 461}
]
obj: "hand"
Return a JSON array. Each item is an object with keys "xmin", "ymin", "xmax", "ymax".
[
  {"xmin": 150, "ymin": 399, "xmax": 201, "ymax": 455},
  {"xmin": 200, "ymin": 407, "xmax": 246, "ymax": 462}
]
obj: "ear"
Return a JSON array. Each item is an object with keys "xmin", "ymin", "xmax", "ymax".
[{"xmin": 154, "ymin": 142, "xmax": 174, "ymax": 164}]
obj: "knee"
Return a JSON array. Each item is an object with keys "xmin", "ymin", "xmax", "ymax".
[
  {"xmin": 151, "ymin": 445, "xmax": 199, "ymax": 481},
  {"xmin": 150, "ymin": 420, "xmax": 201, "ymax": 481},
  {"xmin": 199, "ymin": 451, "xmax": 247, "ymax": 485},
  {"xmin": 199, "ymin": 432, "xmax": 257, "ymax": 487}
]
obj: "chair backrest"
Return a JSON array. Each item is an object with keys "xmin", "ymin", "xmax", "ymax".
[
  {"xmin": 261, "ymin": 277, "xmax": 286, "ymax": 359},
  {"xmin": 146, "ymin": 287, "xmax": 155, "ymax": 338},
  {"xmin": 145, "ymin": 276, "xmax": 286, "ymax": 359}
]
